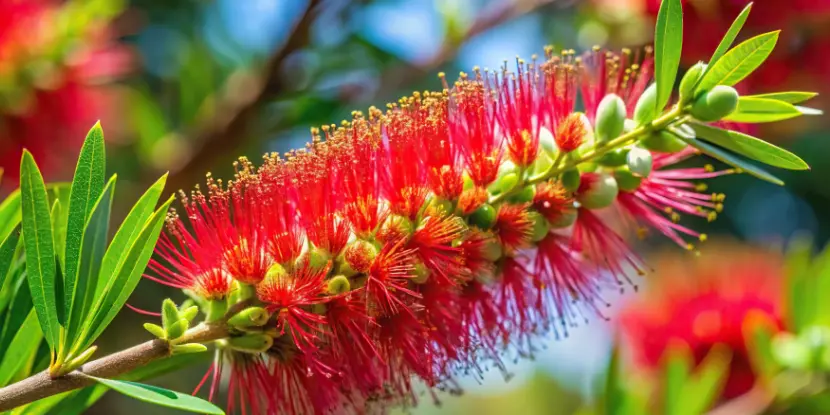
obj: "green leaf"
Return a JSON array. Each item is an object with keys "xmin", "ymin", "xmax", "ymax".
[
  {"xmin": 0, "ymin": 310, "xmax": 43, "ymax": 387},
  {"xmin": 653, "ymin": 0, "xmax": 683, "ymax": 112},
  {"xmin": 690, "ymin": 123, "xmax": 809, "ymax": 170},
  {"xmin": 65, "ymin": 177, "xmax": 115, "ymax": 355},
  {"xmin": 796, "ymin": 106, "xmax": 823, "ymax": 116},
  {"xmin": 697, "ymin": 31, "xmax": 779, "ymax": 92},
  {"xmin": 679, "ymin": 345, "xmax": 731, "ymax": 415},
  {"xmin": 701, "ymin": 3, "xmax": 752, "ymax": 82},
  {"xmin": 95, "ymin": 174, "xmax": 166, "ymax": 300},
  {"xmin": 63, "ymin": 122, "xmax": 106, "ymax": 341},
  {"xmin": 20, "ymin": 150, "xmax": 60, "ymax": 351},
  {"xmin": 785, "ymin": 235, "xmax": 814, "ymax": 331},
  {"xmin": 89, "ymin": 377, "xmax": 224, "ymax": 414},
  {"xmin": 0, "ymin": 274, "xmax": 33, "ymax": 356},
  {"xmin": 79, "ymin": 196, "xmax": 173, "ymax": 351},
  {"xmin": 676, "ymin": 133, "xmax": 784, "ymax": 185},
  {"xmin": 748, "ymin": 91, "xmax": 818, "ymax": 104},
  {"xmin": 663, "ymin": 342, "xmax": 692, "ymax": 415},
  {"xmin": 0, "ymin": 225, "xmax": 21, "ymax": 296},
  {"xmin": 0, "ymin": 190, "xmax": 21, "ymax": 242},
  {"xmin": 723, "ymin": 97, "xmax": 803, "ymax": 123}
]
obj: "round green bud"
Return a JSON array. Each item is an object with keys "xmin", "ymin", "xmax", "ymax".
[
  {"xmin": 614, "ymin": 167, "xmax": 643, "ymax": 192},
  {"xmin": 577, "ymin": 173, "xmax": 619, "ymax": 209},
  {"xmin": 481, "ymin": 237, "xmax": 503, "ymax": 262},
  {"xmin": 549, "ymin": 208, "xmax": 577, "ymax": 228},
  {"xmin": 531, "ymin": 150, "xmax": 554, "ymax": 176},
  {"xmin": 561, "ymin": 169, "xmax": 581, "ymax": 192},
  {"xmin": 633, "ymin": 83, "xmax": 658, "ymax": 125},
  {"xmin": 640, "ymin": 131, "xmax": 688, "ymax": 153},
  {"xmin": 595, "ymin": 94, "xmax": 626, "ymax": 142},
  {"xmin": 326, "ymin": 275, "xmax": 351, "ymax": 295},
  {"xmin": 228, "ymin": 306, "xmax": 270, "ymax": 328},
  {"xmin": 469, "ymin": 204, "xmax": 497, "ymax": 229},
  {"xmin": 341, "ymin": 239, "xmax": 378, "ymax": 275},
  {"xmin": 577, "ymin": 161, "xmax": 597, "ymax": 173},
  {"xmin": 299, "ymin": 246, "xmax": 331, "ymax": 270},
  {"xmin": 228, "ymin": 333, "xmax": 274, "ymax": 354},
  {"xmin": 508, "ymin": 185, "xmax": 536, "ymax": 203},
  {"xmin": 691, "ymin": 85, "xmax": 739, "ymax": 122},
  {"xmin": 597, "ymin": 148, "xmax": 629, "ymax": 167},
  {"xmin": 528, "ymin": 211, "xmax": 551, "ymax": 242},
  {"xmin": 411, "ymin": 262, "xmax": 430, "ymax": 284},
  {"xmin": 429, "ymin": 198, "xmax": 453, "ymax": 216},
  {"xmin": 626, "ymin": 146, "xmax": 653, "ymax": 177},
  {"xmin": 487, "ymin": 172, "xmax": 519, "ymax": 195},
  {"xmin": 539, "ymin": 126, "xmax": 556, "ymax": 154},
  {"xmin": 265, "ymin": 263, "xmax": 289, "ymax": 281},
  {"xmin": 678, "ymin": 61, "xmax": 707, "ymax": 104}
]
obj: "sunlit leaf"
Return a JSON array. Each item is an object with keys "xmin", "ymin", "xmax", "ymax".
[
  {"xmin": 663, "ymin": 342, "xmax": 692, "ymax": 415},
  {"xmin": 677, "ymin": 133, "xmax": 784, "ymax": 185},
  {"xmin": 697, "ymin": 31, "xmax": 779, "ymax": 92},
  {"xmin": 678, "ymin": 344, "xmax": 731, "ymax": 415},
  {"xmin": 0, "ymin": 310, "xmax": 43, "ymax": 387},
  {"xmin": 20, "ymin": 150, "xmax": 60, "ymax": 350},
  {"xmin": 0, "ymin": 190, "xmax": 22, "ymax": 242},
  {"xmin": 654, "ymin": 0, "xmax": 683, "ymax": 112},
  {"xmin": 748, "ymin": 91, "xmax": 818, "ymax": 104},
  {"xmin": 690, "ymin": 123, "xmax": 808, "ymax": 170},
  {"xmin": 90, "ymin": 377, "xmax": 224, "ymax": 414},
  {"xmin": 724, "ymin": 97, "xmax": 803, "ymax": 123},
  {"xmin": 0, "ymin": 225, "xmax": 21, "ymax": 298},
  {"xmin": 700, "ymin": 3, "xmax": 752, "ymax": 84}
]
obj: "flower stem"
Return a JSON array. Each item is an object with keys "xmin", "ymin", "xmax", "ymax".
[{"xmin": 491, "ymin": 105, "xmax": 685, "ymax": 203}]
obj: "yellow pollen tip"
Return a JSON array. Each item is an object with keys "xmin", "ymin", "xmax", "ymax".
[
  {"xmin": 699, "ymin": 234, "xmax": 708, "ymax": 242},
  {"xmin": 704, "ymin": 164, "xmax": 714, "ymax": 172}
]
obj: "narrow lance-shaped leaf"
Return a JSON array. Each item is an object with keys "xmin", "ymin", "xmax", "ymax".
[
  {"xmin": 0, "ymin": 190, "xmax": 21, "ymax": 242},
  {"xmin": 697, "ymin": 31, "xmax": 779, "ymax": 93},
  {"xmin": 723, "ymin": 97, "xmax": 803, "ymax": 123},
  {"xmin": 20, "ymin": 150, "xmax": 60, "ymax": 350},
  {"xmin": 51, "ymin": 185, "xmax": 71, "ymax": 269},
  {"xmin": 748, "ymin": 91, "xmax": 818, "ymax": 104},
  {"xmin": 89, "ymin": 377, "xmax": 224, "ymax": 415},
  {"xmin": 677, "ymin": 345, "xmax": 732, "ymax": 415},
  {"xmin": 0, "ymin": 274, "xmax": 33, "ymax": 356},
  {"xmin": 672, "ymin": 129, "xmax": 785, "ymax": 185},
  {"xmin": 663, "ymin": 342, "xmax": 692, "ymax": 415},
  {"xmin": 65, "ymin": 177, "xmax": 115, "ymax": 354},
  {"xmin": 0, "ymin": 310, "xmax": 43, "ymax": 387},
  {"xmin": 653, "ymin": 0, "xmax": 683, "ymax": 112},
  {"xmin": 0, "ymin": 224, "xmax": 21, "ymax": 297},
  {"xmin": 691, "ymin": 123, "xmax": 809, "ymax": 170},
  {"xmin": 63, "ymin": 122, "xmax": 106, "ymax": 337},
  {"xmin": 79, "ymin": 196, "xmax": 173, "ymax": 351},
  {"xmin": 699, "ymin": 2, "xmax": 752, "ymax": 84}
]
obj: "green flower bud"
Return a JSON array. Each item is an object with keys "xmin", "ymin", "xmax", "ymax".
[
  {"xmin": 429, "ymin": 198, "xmax": 453, "ymax": 216},
  {"xmin": 487, "ymin": 172, "xmax": 519, "ymax": 195},
  {"xmin": 614, "ymin": 167, "xmax": 643, "ymax": 192},
  {"xmin": 342, "ymin": 240, "xmax": 378, "ymax": 275},
  {"xmin": 691, "ymin": 85, "xmax": 739, "ymax": 122},
  {"xmin": 161, "ymin": 298, "xmax": 180, "ymax": 330},
  {"xmin": 143, "ymin": 323, "xmax": 165, "ymax": 339},
  {"xmin": 206, "ymin": 298, "xmax": 228, "ymax": 323},
  {"xmin": 539, "ymin": 126, "xmax": 556, "ymax": 155},
  {"xmin": 481, "ymin": 237, "xmax": 503, "ymax": 262},
  {"xmin": 640, "ymin": 131, "xmax": 688, "ymax": 153},
  {"xmin": 528, "ymin": 211, "xmax": 550, "ymax": 242},
  {"xmin": 561, "ymin": 169, "xmax": 581, "ymax": 192},
  {"xmin": 411, "ymin": 262, "xmax": 430, "ymax": 284},
  {"xmin": 172, "ymin": 343, "xmax": 208, "ymax": 354},
  {"xmin": 577, "ymin": 173, "xmax": 619, "ymax": 209},
  {"xmin": 678, "ymin": 62, "xmax": 707, "ymax": 104},
  {"xmin": 508, "ymin": 185, "xmax": 536, "ymax": 203},
  {"xmin": 300, "ymin": 246, "xmax": 332, "ymax": 269},
  {"xmin": 228, "ymin": 306, "xmax": 270, "ymax": 328},
  {"xmin": 626, "ymin": 146, "xmax": 653, "ymax": 177},
  {"xmin": 577, "ymin": 161, "xmax": 597, "ymax": 173},
  {"xmin": 595, "ymin": 94, "xmax": 626, "ymax": 142},
  {"xmin": 469, "ymin": 204, "xmax": 497, "ymax": 229},
  {"xmin": 166, "ymin": 318, "xmax": 189, "ymax": 340},
  {"xmin": 597, "ymin": 148, "xmax": 629, "ymax": 167},
  {"xmin": 462, "ymin": 173, "xmax": 474, "ymax": 190},
  {"xmin": 633, "ymin": 83, "xmax": 658, "ymax": 125},
  {"xmin": 531, "ymin": 150, "xmax": 554, "ymax": 176},
  {"xmin": 228, "ymin": 333, "xmax": 274, "ymax": 354},
  {"xmin": 549, "ymin": 208, "xmax": 577, "ymax": 228},
  {"xmin": 326, "ymin": 275, "xmax": 351, "ymax": 295}
]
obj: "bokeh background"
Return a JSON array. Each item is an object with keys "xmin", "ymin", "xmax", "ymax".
[{"xmin": 1, "ymin": 0, "xmax": 828, "ymax": 413}]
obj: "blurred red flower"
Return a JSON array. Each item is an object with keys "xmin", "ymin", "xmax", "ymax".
[
  {"xmin": 0, "ymin": 0, "xmax": 129, "ymax": 184},
  {"xmin": 619, "ymin": 243, "xmax": 785, "ymax": 399}
]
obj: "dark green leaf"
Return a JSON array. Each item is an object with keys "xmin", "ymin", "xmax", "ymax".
[
  {"xmin": 676, "ymin": 133, "xmax": 784, "ymax": 185},
  {"xmin": 0, "ymin": 273, "xmax": 33, "ymax": 355},
  {"xmin": 80, "ymin": 196, "xmax": 173, "ymax": 350},
  {"xmin": 90, "ymin": 377, "xmax": 224, "ymax": 414},
  {"xmin": 653, "ymin": 0, "xmax": 683, "ymax": 112},
  {"xmin": 95, "ymin": 174, "xmax": 166, "ymax": 300},
  {"xmin": 0, "ymin": 190, "xmax": 21, "ymax": 242},
  {"xmin": 65, "ymin": 177, "xmax": 115, "ymax": 355},
  {"xmin": 0, "ymin": 225, "xmax": 21, "ymax": 299},
  {"xmin": 697, "ymin": 31, "xmax": 779, "ymax": 92},
  {"xmin": 748, "ymin": 91, "xmax": 818, "ymax": 104},
  {"xmin": 0, "ymin": 310, "xmax": 43, "ymax": 387},
  {"xmin": 20, "ymin": 150, "xmax": 60, "ymax": 350},
  {"xmin": 690, "ymin": 123, "xmax": 808, "ymax": 170},
  {"xmin": 701, "ymin": 3, "xmax": 752, "ymax": 83},
  {"xmin": 50, "ymin": 200, "xmax": 65, "ymax": 272},
  {"xmin": 63, "ymin": 122, "xmax": 106, "ymax": 338},
  {"xmin": 723, "ymin": 97, "xmax": 803, "ymax": 123}
]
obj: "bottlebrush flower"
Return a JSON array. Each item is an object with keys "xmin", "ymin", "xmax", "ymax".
[
  {"xmin": 143, "ymin": 40, "xmax": 787, "ymax": 414},
  {"xmin": 0, "ymin": 0, "xmax": 129, "ymax": 183},
  {"xmin": 619, "ymin": 244, "xmax": 785, "ymax": 399}
]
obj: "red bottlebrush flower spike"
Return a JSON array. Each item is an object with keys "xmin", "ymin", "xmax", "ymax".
[
  {"xmin": 494, "ymin": 59, "xmax": 543, "ymax": 167},
  {"xmin": 619, "ymin": 244, "xmax": 785, "ymax": 400},
  {"xmin": 496, "ymin": 257, "xmax": 539, "ymax": 352},
  {"xmin": 617, "ymin": 148, "xmax": 731, "ymax": 249},
  {"xmin": 456, "ymin": 186, "xmax": 489, "ymax": 215},
  {"xmin": 533, "ymin": 181, "xmax": 575, "ymax": 223},
  {"xmin": 256, "ymin": 158, "xmax": 305, "ymax": 265},
  {"xmin": 579, "ymin": 47, "xmax": 653, "ymax": 122},
  {"xmin": 268, "ymin": 337, "xmax": 346, "ymax": 415},
  {"xmin": 224, "ymin": 353, "xmax": 276, "ymax": 415},
  {"xmin": 380, "ymin": 101, "xmax": 432, "ymax": 220},
  {"xmin": 571, "ymin": 208, "xmax": 644, "ymax": 288},
  {"xmin": 539, "ymin": 49, "xmax": 579, "ymax": 131},
  {"xmin": 494, "ymin": 204, "xmax": 534, "ymax": 253},
  {"xmin": 324, "ymin": 295, "xmax": 383, "ymax": 394},
  {"xmin": 374, "ymin": 309, "xmax": 434, "ymax": 400},
  {"xmin": 409, "ymin": 214, "xmax": 466, "ymax": 285},
  {"xmin": 554, "ymin": 112, "xmax": 587, "ymax": 153},
  {"xmin": 223, "ymin": 160, "xmax": 272, "ymax": 284},
  {"xmin": 365, "ymin": 240, "xmax": 419, "ymax": 314},
  {"xmin": 445, "ymin": 71, "xmax": 503, "ymax": 187},
  {"xmin": 258, "ymin": 261, "xmax": 330, "ymax": 353}
]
